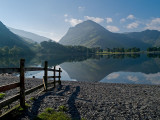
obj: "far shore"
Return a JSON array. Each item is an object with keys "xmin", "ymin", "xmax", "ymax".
[{"xmin": 96, "ymin": 51, "xmax": 160, "ymax": 55}]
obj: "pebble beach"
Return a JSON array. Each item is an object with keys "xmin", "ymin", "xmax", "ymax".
[{"xmin": 0, "ymin": 75, "xmax": 160, "ymax": 120}]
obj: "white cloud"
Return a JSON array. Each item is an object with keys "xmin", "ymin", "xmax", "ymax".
[
  {"xmin": 84, "ymin": 16, "xmax": 104, "ymax": 23},
  {"xmin": 127, "ymin": 76, "xmax": 138, "ymax": 82},
  {"xmin": 78, "ymin": 6, "xmax": 85, "ymax": 12},
  {"xmin": 106, "ymin": 17, "xmax": 113, "ymax": 23},
  {"xmin": 65, "ymin": 18, "xmax": 83, "ymax": 26},
  {"xmin": 127, "ymin": 22, "xmax": 139, "ymax": 29},
  {"xmin": 127, "ymin": 14, "xmax": 135, "ymax": 19},
  {"xmin": 120, "ymin": 18, "xmax": 126, "ymax": 23},
  {"xmin": 145, "ymin": 18, "xmax": 160, "ymax": 31},
  {"xmin": 144, "ymin": 72, "xmax": 160, "ymax": 85},
  {"xmin": 106, "ymin": 25, "xmax": 119, "ymax": 32},
  {"xmin": 120, "ymin": 14, "xmax": 135, "ymax": 23},
  {"xmin": 107, "ymin": 73, "xmax": 120, "ymax": 80},
  {"xmin": 65, "ymin": 19, "xmax": 68, "ymax": 22},
  {"xmin": 64, "ymin": 14, "xmax": 68, "ymax": 17}
]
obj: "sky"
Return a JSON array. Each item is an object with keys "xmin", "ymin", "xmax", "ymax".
[{"xmin": 0, "ymin": 0, "xmax": 160, "ymax": 42}]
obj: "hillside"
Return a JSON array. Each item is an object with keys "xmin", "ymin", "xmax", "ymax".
[
  {"xmin": 0, "ymin": 21, "xmax": 33, "ymax": 55},
  {"xmin": 125, "ymin": 30, "xmax": 160, "ymax": 46},
  {"xmin": 9, "ymin": 27, "xmax": 50, "ymax": 43},
  {"xmin": 59, "ymin": 20, "xmax": 151, "ymax": 50}
]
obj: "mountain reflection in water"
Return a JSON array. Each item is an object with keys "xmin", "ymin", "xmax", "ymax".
[
  {"xmin": 59, "ymin": 54, "xmax": 160, "ymax": 85},
  {"xmin": 1, "ymin": 54, "xmax": 160, "ymax": 85}
]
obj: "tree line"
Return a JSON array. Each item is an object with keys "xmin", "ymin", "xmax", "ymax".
[
  {"xmin": 1, "ymin": 40, "xmax": 160, "ymax": 57},
  {"xmin": 147, "ymin": 47, "xmax": 160, "ymax": 52},
  {"xmin": 97, "ymin": 47, "xmax": 140, "ymax": 53},
  {"xmin": 0, "ymin": 46, "xmax": 33, "ymax": 56},
  {"xmin": 40, "ymin": 41, "xmax": 98, "ymax": 55}
]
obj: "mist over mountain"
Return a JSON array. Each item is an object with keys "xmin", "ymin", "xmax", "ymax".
[
  {"xmin": 9, "ymin": 27, "xmax": 50, "ymax": 43},
  {"xmin": 59, "ymin": 20, "xmax": 160, "ymax": 50},
  {"xmin": 0, "ymin": 21, "xmax": 35, "ymax": 56},
  {"xmin": 0, "ymin": 21, "xmax": 30, "ymax": 48}
]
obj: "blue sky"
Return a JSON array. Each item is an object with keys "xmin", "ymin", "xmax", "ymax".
[{"xmin": 0, "ymin": 0, "xmax": 160, "ymax": 42}]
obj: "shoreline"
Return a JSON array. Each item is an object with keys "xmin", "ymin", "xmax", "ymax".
[
  {"xmin": 96, "ymin": 51, "xmax": 160, "ymax": 55},
  {"xmin": 0, "ymin": 76, "xmax": 160, "ymax": 119}
]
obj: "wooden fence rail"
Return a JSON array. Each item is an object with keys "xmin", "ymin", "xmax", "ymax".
[{"xmin": 0, "ymin": 59, "xmax": 62, "ymax": 110}]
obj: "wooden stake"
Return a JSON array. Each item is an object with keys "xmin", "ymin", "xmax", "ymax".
[
  {"xmin": 44, "ymin": 61, "xmax": 48, "ymax": 91},
  {"xmin": 20, "ymin": 59, "xmax": 25, "ymax": 108},
  {"xmin": 54, "ymin": 66, "xmax": 56, "ymax": 87},
  {"xmin": 58, "ymin": 68, "xmax": 61, "ymax": 85}
]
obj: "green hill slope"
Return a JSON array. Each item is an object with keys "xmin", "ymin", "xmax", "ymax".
[
  {"xmin": 125, "ymin": 30, "xmax": 160, "ymax": 46},
  {"xmin": 59, "ymin": 20, "xmax": 150, "ymax": 50},
  {"xmin": 0, "ymin": 21, "xmax": 33, "ymax": 55}
]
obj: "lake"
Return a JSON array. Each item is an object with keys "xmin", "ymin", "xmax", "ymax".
[{"xmin": 1, "ymin": 53, "xmax": 160, "ymax": 85}]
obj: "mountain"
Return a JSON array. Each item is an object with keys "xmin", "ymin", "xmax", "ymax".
[
  {"xmin": 0, "ymin": 21, "xmax": 29, "ymax": 48},
  {"xmin": 125, "ymin": 30, "xmax": 160, "ymax": 47},
  {"xmin": 0, "ymin": 21, "xmax": 33, "ymax": 54},
  {"xmin": 59, "ymin": 20, "xmax": 151, "ymax": 50},
  {"xmin": 9, "ymin": 27, "xmax": 50, "ymax": 43}
]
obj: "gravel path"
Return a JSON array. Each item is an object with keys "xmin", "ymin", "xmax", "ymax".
[
  {"xmin": 0, "ymin": 75, "xmax": 44, "ymax": 115},
  {"xmin": 0, "ymin": 76, "xmax": 160, "ymax": 120}
]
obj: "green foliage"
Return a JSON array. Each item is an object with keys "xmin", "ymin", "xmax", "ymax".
[
  {"xmin": 34, "ymin": 108, "xmax": 71, "ymax": 120},
  {"xmin": 40, "ymin": 40, "xmax": 97, "ymax": 55},
  {"xmin": 30, "ymin": 97, "xmax": 36, "ymax": 101},
  {"xmin": 14, "ymin": 103, "xmax": 30, "ymax": 112},
  {"xmin": 44, "ymin": 108, "xmax": 55, "ymax": 113},
  {"xmin": 1, "ymin": 103, "xmax": 30, "ymax": 119},
  {"xmin": 101, "ymin": 47, "xmax": 140, "ymax": 53},
  {"xmin": 0, "ymin": 46, "xmax": 34, "ymax": 56},
  {"xmin": 58, "ymin": 105, "xmax": 68, "ymax": 112},
  {"xmin": 0, "ymin": 21, "xmax": 35, "ymax": 56},
  {"xmin": 0, "ymin": 93, "xmax": 5, "ymax": 99},
  {"xmin": 147, "ymin": 47, "xmax": 160, "ymax": 52}
]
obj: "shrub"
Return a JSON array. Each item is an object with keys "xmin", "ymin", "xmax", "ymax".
[
  {"xmin": 34, "ymin": 107, "xmax": 71, "ymax": 120},
  {"xmin": 0, "ymin": 93, "xmax": 5, "ymax": 99},
  {"xmin": 30, "ymin": 97, "xmax": 36, "ymax": 101},
  {"xmin": 58, "ymin": 105, "xmax": 68, "ymax": 112}
]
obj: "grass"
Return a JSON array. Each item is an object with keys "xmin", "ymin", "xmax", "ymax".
[
  {"xmin": 0, "ymin": 103, "xmax": 30, "ymax": 119},
  {"xmin": 34, "ymin": 107, "xmax": 71, "ymax": 120},
  {"xmin": 58, "ymin": 105, "xmax": 68, "ymax": 112},
  {"xmin": 30, "ymin": 97, "xmax": 36, "ymax": 101},
  {"xmin": 0, "ymin": 93, "xmax": 5, "ymax": 99}
]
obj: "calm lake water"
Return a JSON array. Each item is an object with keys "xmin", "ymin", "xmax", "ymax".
[{"xmin": 1, "ymin": 54, "xmax": 160, "ymax": 85}]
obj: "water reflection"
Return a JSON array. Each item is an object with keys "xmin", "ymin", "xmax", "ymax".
[
  {"xmin": 100, "ymin": 72, "xmax": 160, "ymax": 85},
  {"xmin": 60, "ymin": 54, "xmax": 160, "ymax": 84},
  {"xmin": 1, "ymin": 54, "xmax": 160, "ymax": 85},
  {"xmin": 25, "ymin": 66, "xmax": 76, "ymax": 81}
]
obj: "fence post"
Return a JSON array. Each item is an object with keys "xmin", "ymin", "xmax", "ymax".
[
  {"xmin": 58, "ymin": 68, "xmax": 61, "ymax": 85},
  {"xmin": 44, "ymin": 61, "xmax": 48, "ymax": 91},
  {"xmin": 20, "ymin": 59, "xmax": 25, "ymax": 109},
  {"xmin": 54, "ymin": 66, "xmax": 56, "ymax": 87}
]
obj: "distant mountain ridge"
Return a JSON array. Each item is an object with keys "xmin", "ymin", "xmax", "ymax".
[
  {"xmin": 0, "ymin": 21, "xmax": 29, "ymax": 48},
  {"xmin": 125, "ymin": 30, "xmax": 160, "ymax": 46},
  {"xmin": 9, "ymin": 27, "xmax": 50, "ymax": 43},
  {"xmin": 59, "ymin": 20, "xmax": 160, "ymax": 50}
]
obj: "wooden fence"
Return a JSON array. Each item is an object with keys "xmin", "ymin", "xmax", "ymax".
[{"xmin": 0, "ymin": 59, "xmax": 62, "ymax": 109}]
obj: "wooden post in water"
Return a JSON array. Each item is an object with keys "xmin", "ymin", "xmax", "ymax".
[
  {"xmin": 54, "ymin": 66, "xmax": 56, "ymax": 87},
  {"xmin": 44, "ymin": 61, "xmax": 48, "ymax": 91},
  {"xmin": 58, "ymin": 68, "xmax": 61, "ymax": 85},
  {"xmin": 20, "ymin": 59, "xmax": 25, "ymax": 108}
]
